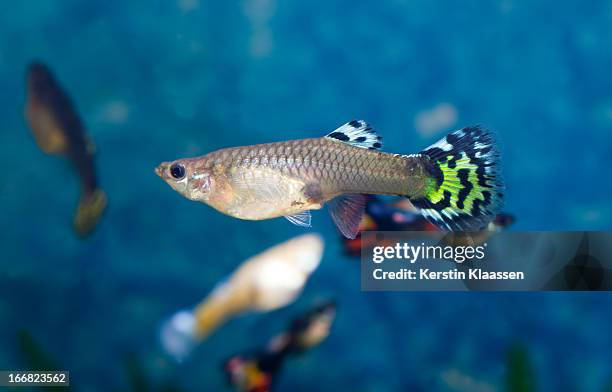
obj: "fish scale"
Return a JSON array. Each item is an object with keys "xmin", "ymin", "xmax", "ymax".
[{"xmin": 205, "ymin": 137, "xmax": 419, "ymax": 199}]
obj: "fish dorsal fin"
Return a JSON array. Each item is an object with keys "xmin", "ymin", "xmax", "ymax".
[
  {"xmin": 285, "ymin": 211, "xmax": 312, "ymax": 227},
  {"xmin": 325, "ymin": 120, "xmax": 382, "ymax": 150},
  {"xmin": 328, "ymin": 193, "xmax": 367, "ymax": 239}
]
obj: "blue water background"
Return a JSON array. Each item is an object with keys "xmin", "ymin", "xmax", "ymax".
[{"xmin": 1, "ymin": 0, "xmax": 611, "ymax": 390}]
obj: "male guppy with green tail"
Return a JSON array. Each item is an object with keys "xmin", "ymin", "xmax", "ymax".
[{"xmin": 156, "ymin": 120, "xmax": 503, "ymax": 238}]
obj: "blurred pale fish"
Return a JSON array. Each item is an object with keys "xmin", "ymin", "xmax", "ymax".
[
  {"xmin": 243, "ymin": 0, "xmax": 276, "ymax": 58},
  {"xmin": 414, "ymin": 102, "xmax": 458, "ymax": 137},
  {"xmin": 567, "ymin": 202, "xmax": 611, "ymax": 226},
  {"xmin": 95, "ymin": 99, "xmax": 130, "ymax": 125},
  {"xmin": 178, "ymin": 0, "xmax": 199, "ymax": 12},
  {"xmin": 160, "ymin": 233, "xmax": 323, "ymax": 361},
  {"xmin": 440, "ymin": 369, "xmax": 498, "ymax": 392}
]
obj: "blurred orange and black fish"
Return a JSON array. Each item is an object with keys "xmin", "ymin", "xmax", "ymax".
[
  {"xmin": 224, "ymin": 301, "xmax": 337, "ymax": 392},
  {"xmin": 224, "ymin": 351, "xmax": 283, "ymax": 392},
  {"xmin": 342, "ymin": 196, "xmax": 515, "ymax": 256},
  {"xmin": 24, "ymin": 62, "xmax": 107, "ymax": 236},
  {"xmin": 274, "ymin": 300, "xmax": 336, "ymax": 354}
]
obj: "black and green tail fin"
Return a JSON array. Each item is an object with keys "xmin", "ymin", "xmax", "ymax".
[{"xmin": 410, "ymin": 126, "xmax": 504, "ymax": 231}]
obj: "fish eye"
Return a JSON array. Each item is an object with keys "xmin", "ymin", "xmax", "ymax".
[{"xmin": 169, "ymin": 163, "xmax": 186, "ymax": 180}]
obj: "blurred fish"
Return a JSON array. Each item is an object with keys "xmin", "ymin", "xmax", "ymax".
[
  {"xmin": 224, "ymin": 300, "xmax": 337, "ymax": 392},
  {"xmin": 341, "ymin": 196, "xmax": 431, "ymax": 256},
  {"xmin": 442, "ymin": 213, "xmax": 516, "ymax": 246},
  {"xmin": 224, "ymin": 351, "xmax": 284, "ymax": 392},
  {"xmin": 267, "ymin": 300, "xmax": 336, "ymax": 354},
  {"xmin": 342, "ymin": 195, "xmax": 515, "ymax": 256},
  {"xmin": 440, "ymin": 368, "xmax": 498, "ymax": 392},
  {"xmin": 156, "ymin": 121, "xmax": 504, "ymax": 239},
  {"xmin": 24, "ymin": 62, "xmax": 107, "ymax": 236},
  {"xmin": 160, "ymin": 234, "xmax": 323, "ymax": 361}
]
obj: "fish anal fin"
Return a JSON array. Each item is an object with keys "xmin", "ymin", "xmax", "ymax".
[
  {"xmin": 285, "ymin": 211, "xmax": 312, "ymax": 227},
  {"xmin": 328, "ymin": 193, "xmax": 367, "ymax": 239}
]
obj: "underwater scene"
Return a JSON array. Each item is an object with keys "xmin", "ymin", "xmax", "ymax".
[{"xmin": 1, "ymin": 0, "xmax": 612, "ymax": 391}]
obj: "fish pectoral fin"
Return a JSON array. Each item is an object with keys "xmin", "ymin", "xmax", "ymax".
[
  {"xmin": 231, "ymin": 170, "xmax": 290, "ymax": 201},
  {"xmin": 325, "ymin": 120, "xmax": 382, "ymax": 150},
  {"xmin": 328, "ymin": 193, "xmax": 367, "ymax": 239},
  {"xmin": 284, "ymin": 211, "xmax": 312, "ymax": 227}
]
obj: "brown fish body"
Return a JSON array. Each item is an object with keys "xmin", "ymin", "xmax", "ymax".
[
  {"xmin": 25, "ymin": 62, "xmax": 107, "ymax": 236},
  {"xmin": 26, "ymin": 63, "xmax": 97, "ymax": 193},
  {"xmin": 161, "ymin": 137, "xmax": 430, "ymax": 221}
]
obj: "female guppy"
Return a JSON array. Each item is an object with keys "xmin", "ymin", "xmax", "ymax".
[
  {"xmin": 156, "ymin": 121, "xmax": 503, "ymax": 238},
  {"xmin": 25, "ymin": 62, "xmax": 107, "ymax": 237}
]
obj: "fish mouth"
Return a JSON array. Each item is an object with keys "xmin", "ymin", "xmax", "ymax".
[{"xmin": 154, "ymin": 163, "xmax": 167, "ymax": 178}]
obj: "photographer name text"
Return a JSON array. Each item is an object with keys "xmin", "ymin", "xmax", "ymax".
[{"xmin": 370, "ymin": 243, "xmax": 525, "ymax": 281}]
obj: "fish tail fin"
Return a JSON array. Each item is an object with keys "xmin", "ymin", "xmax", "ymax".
[
  {"xmin": 160, "ymin": 309, "xmax": 197, "ymax": 362},
  {"xmin": 160, "ymin": 283, "xmax": 238, "ymax": 362},
  {"xmin": 408, "ymin": 126, "xmax": 504, "ymax": 231},
  {"xmin": 73, "ymin": 189, "xmax": 107, "ymax": 236}
]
